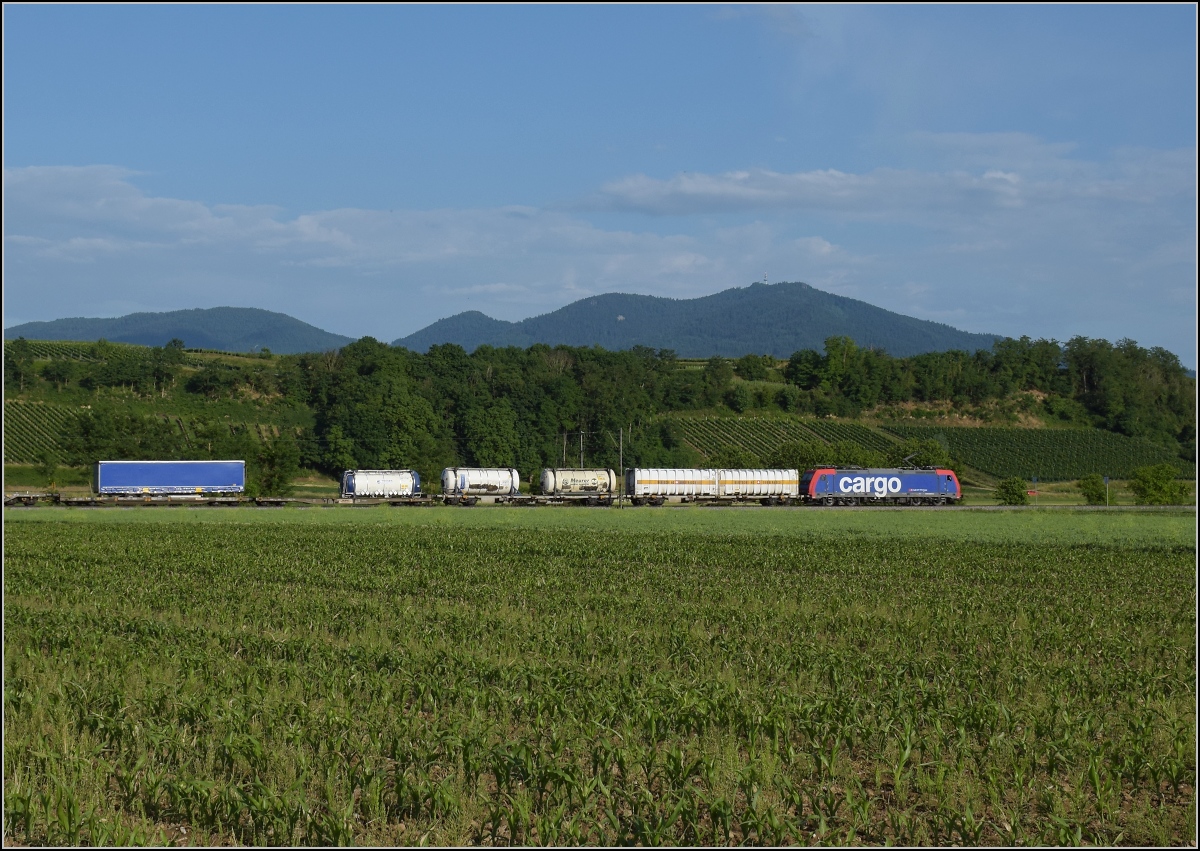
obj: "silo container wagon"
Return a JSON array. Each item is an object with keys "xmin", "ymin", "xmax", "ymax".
[
  {"xmin": 441, "ymin": 467, "xmax": 521, "ymax": 505},
  {"xmin": 341, "ymin": 469, "xmax": 421, "ymax": 499},
  {"xmin": 540, "ymin": 468, "xmax": 617, "ymax": 503}
]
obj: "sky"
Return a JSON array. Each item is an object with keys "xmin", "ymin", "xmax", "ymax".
[{"xmin": 3, "ymin": 5, "xmax": 1196, "ymax": 362}]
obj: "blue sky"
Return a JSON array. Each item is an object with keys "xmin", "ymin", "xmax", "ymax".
[{"xmin": 4, "ymin": 5, "xmax": 1196, "ymax": 362}]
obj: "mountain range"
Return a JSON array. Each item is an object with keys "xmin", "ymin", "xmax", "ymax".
[
  {"xmin": 392, "ymin": 282, "xmax": 998, "ymax": 358},
  {"xmin": 6, "ymin": 282, "xmax": 999, "ymax": 357}
]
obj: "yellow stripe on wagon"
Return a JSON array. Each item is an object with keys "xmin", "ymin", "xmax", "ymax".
[
  {"xmin": 635, "ymin": 480, "xmax": 798, "ymax": 485},
  {"xmin": 718, "ymin": 480, "xmax": 798, "ymax": 485},
  {"xmin": 637, "ymin": 480, "xmax": 716, "ymax": 484}
]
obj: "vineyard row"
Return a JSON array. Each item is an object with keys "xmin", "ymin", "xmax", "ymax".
[{"xmin": 2, "ymin": 402, "xmax": 276, "ymax": 464}]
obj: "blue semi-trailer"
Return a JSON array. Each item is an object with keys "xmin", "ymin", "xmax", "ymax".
[{"xmin": 94, "ymin": 460, "xmax": 246, "ymax": 495}]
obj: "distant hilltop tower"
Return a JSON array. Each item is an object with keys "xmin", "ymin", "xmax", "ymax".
[{"xmin": 763, "ymin": 273, "xmax": 768, "ymax": 285}]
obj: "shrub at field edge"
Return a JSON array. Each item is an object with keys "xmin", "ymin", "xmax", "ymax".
[
  {"xmin": 1129, "ymin": 463, "xmax": 1195, "ymax": 506},
  {"xmin": 994, "ymin": 477, "xmax": 1030, "ymax": 505},
  {"xmin": 1078, "ymin": 473, "xmax": 1108, "ymax": 506}
]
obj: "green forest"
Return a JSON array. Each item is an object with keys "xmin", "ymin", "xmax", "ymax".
[{"xmin": 4, "ymin": 332, "xmax": 1195, "ymax": 495}]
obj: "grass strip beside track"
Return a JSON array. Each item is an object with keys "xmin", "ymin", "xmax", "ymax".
[{"xmin": 5, "ymin": 503, "xmax": 1196, "ymax": 548}]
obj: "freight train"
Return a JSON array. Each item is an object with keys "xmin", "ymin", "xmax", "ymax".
[{"xmin": 87, "ymin": 461, "xmax": 960, "ymax": 507}]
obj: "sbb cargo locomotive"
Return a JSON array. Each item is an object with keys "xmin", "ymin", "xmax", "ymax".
[{"xmin": 800, "ymin": 467, "xmax": 961, "ymax": 506}]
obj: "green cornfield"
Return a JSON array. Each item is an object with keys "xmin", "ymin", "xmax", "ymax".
[{"xmin": 4, "ymin": 508, "xmax": 1194, "ymax": 846}]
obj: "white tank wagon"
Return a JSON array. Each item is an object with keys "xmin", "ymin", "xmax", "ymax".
[
  {"xmin": 625, "ymin": 468, "xmax": 718, "ymax": 505},
  {"xmin": 716, "ymin": 468, "xmax": 800, "ymax": 504},
  {"xmin": 341, "ymin": 469, "xmax": 421, "ymax": 499},
  {"xmin": 540, "ymin": 468, "xmax": 617, "ymax": 503},
  {"xmin": 441, "ymin": 467, "xmax": 521, "ymax": 504}
]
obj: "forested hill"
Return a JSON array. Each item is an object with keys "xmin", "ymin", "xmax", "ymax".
[
  {"xmin": 7, "ymin": 282, "xmax": 997, "ymax": 358},
  {"xmin": 4, "ymin": 308, "xmax": 354, "ymax": 355},
  {"xmin": 394, "ymin": 281, "xmax": 1000, "ymax": 358}
]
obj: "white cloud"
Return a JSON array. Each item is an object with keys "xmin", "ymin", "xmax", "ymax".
[
  {"xmin": 585, "ymin": 142, "xmax": 1193, "ymax": 219},
  {"xmin": 440, "ymin": 281, "xmax": 531, "ymax": 297},
  {"xmin": 3, "ymin": 166, "xmax": 761, "ymax": 335},
  {"xmin": 2, "ymin": 146, "xmax": 1195, "ymax": 364},
  {"xmin": 904, "ymin": 132, "xmax": 1080, "ymax": 174}
]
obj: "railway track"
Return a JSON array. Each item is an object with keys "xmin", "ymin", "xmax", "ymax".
[{"xmin": 5, "ymin": 492, "xmax": 1192, "ymax": 511}]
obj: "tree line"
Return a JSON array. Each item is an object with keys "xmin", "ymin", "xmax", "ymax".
[{"xmin": 5, "ymin": 332, "xmax": 1194, "ymax": 494}]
